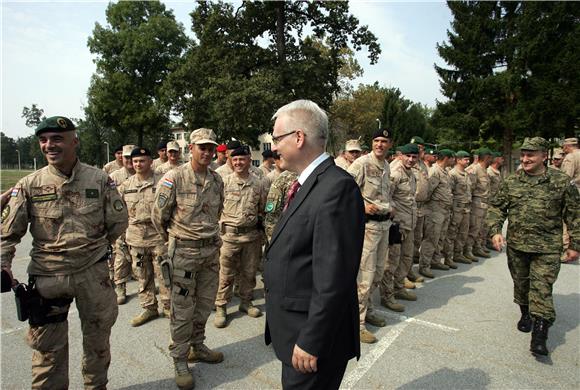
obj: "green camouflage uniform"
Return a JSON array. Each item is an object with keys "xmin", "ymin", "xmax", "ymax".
[
  {"xmin": 487, "ymin": 165, "xmax": 579, "ymax": 323},
  {"xmin": 264, "ymin": 170, "xmax": 299, "ymax": 242}
]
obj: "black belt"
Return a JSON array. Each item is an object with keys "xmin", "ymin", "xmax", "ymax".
[{"xmin": 365, "ymin": 214, "xmax": 392, "ymax": 222}]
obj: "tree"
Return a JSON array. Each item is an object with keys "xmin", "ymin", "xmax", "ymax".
[
  {"xmin": 0, "ymin": 132, "xmax": 18, "ymax": 168},
  {"xmin": 21, "ymin": 104, "xmax": 45, "ymax": 128},
  {"xmin": 163, "ymin": 0, "xmax": 380, "ymax": 146},
  {"xmin": 435, "ymin": 1, "xmax": 580, "ymax": 169},
  {"xmin": 87, "ymin": 1, "xmax": 188, "ymax": 146}
]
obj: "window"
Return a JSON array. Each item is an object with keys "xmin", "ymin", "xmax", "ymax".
[
  {"xmin": 263, "ymin": 143, "xmax": 271, "ymax": 151},
  {"xmin": 176, "ymin": 133, "xmax": 182, "ymax": 140}
]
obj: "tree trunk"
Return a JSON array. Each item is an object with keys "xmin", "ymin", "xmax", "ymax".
[
  {"xmin": 503, "ymin": 126, "xmax": 514, "ymax": 174},
  {"xmin": 275, "ymin": 2, "xmax": 285, "ymax": 65}
]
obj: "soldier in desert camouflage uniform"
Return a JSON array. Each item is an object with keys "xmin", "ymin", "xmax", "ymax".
[
  {"xmin": 119, "ymin": 147, "xmax": 170, "ymax": 326},
  {"xmin": 1, "ymin": 116, "xmax": 127, "ymax": 389},
  {"xmin": 487, "ymin": 137, "xmax": 579, "ymax": 356}
]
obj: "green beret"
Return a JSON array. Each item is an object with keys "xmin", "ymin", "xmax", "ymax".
[
  {"xmin": 35, "ymin": 116, "xmax": 76, "ymax": 136},
  {"xmin": 438, "ymin": 149, "xmax": 455, "ymax": 158},
  {"xmin": 410, "ymin": 136, "xmax": 425, "ymax": 145},
  {"xmin": 399, "ymin": 143, "xmax": 420, "ymax": 155},
  {"xmin": 425, "ymin": 146, "xmax": 436, "ymax": 155},
  {"xmin": 130, "ymin": 147, "xmax": 152, "ymax": 158},
  {"xmin": 477, "ymin": 147, "xmax": 493, "ymax": 156},
  {"xmin": 455, "ymin": 150, "xmax": 471, "ymax": 158},
  {"xmin": 492, "ymin": 151, "xmax": 502, "ymax": 158},
  {"xmin": 521, "ymin": 137, "xmax": 549, "ymax": 151}
]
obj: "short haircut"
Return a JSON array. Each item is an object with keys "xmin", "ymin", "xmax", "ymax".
[{"xmin": 272, "ymin": 99, "xmax": 328, "ymax": 147}]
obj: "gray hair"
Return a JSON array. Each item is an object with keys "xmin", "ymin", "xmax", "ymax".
[{"xmin": 272, "ymin": 99, "xmax": 328, "ymax": 147}]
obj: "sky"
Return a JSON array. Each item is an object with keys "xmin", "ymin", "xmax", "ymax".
[{"xmin": 1, "ymin": 0, "xmax": 453, "ymax": 139}]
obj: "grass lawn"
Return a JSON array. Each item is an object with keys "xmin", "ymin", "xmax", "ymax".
[{"xmin": 1, "ymin": 170, "xmax": 34, "ymax": 193}]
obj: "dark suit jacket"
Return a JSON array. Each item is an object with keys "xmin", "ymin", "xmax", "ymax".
[{"xmin": 264, "ymin": 157, "xmax": 365, "ymax": 365}]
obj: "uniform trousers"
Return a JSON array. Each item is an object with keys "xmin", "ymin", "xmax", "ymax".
[
  {"xmin": 27, "ymin": 259, "xmax": 117, "ymax": 390},
  {"xmin": 507, "ymin": 247, "xmax": 561, "ymax": 323}
]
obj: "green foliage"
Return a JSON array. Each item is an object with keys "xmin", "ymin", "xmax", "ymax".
[
  {"xmin": 87, "ymin": 1, "xmax": 188, "ymax": 146},
  {"xmin": 434, "ymin": 1, "xmax": 580, "ymax": 167},
  {"xmin": 163, "ymin": 0, "xmax": 380, "ymax": 146},
  {"xmin": 329, "ymin": 84, "xmax": 433, "ymax": 153}
]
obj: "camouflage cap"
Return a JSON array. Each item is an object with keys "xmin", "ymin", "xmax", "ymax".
[
  {"xmin": 563, "ymin": 137, "xmax": 578, "ymax": 146},
  {"xmin": 410, "ymin": 136, "xmax": 425, "ymax": 145},
  {"xmin": 35, "ymin": 116, "xmax": 76, "ymax": 136},
  {"xmin": 553, "ymin": 148, "xmax": 565, "ymax": 159},
  {"xmin": 122, "ymin": 145, "xmax": 137, "ymax": 157},
  {"xmin": 190, "ymin": 128, "xmax": 218, "ymax": 145},
  {"xmin": 521, "ymin": 137, "xmax": 548, "ymax": 151},
  {"xmin": 455, "ymin": 150, "xmax": 471, "ymax": 158},
  {"xmin": 438, "ymin": 149, "xmax": 455, "ymax": 158},
  {"xmin": 345, "ymin": 139, "xmax": 362, "ymax": 152},
  {"xmin": 167, "ymin": 141, "xmax": 180, "ymax": 152},
  {"xmin": 399, "ymin": 143, "xmax": 420, "ymax": 155}
]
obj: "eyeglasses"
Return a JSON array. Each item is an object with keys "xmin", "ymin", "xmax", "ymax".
[{"xmin": 271, "ymin": 130, "xmax": 297, "ymax": 145}]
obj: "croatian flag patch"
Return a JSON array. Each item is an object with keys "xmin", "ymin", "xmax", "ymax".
[
  {"xmin": 162, "ymin": 178, "xmax": 174, "ymax": 189},
  {"xmin": 11, "ymin": 188, "xmax": 20, "ymax": 197}
]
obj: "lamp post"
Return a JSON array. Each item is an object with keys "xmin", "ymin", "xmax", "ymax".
[
  {"xmin": 15, "ymin": 150, "xmax": 21, "ymax": 171},
  {"xmin": 104, "ymin": 141, "xmax": 110, "ymax": 163},
  {"xmin": 376, "ymin": 118, "xmax": 381, "ymax": 129}
]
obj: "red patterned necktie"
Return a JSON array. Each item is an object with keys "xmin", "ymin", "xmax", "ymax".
[{"xmin": 283, "ymin": 180, "xmax": 301, "ymax": 212}]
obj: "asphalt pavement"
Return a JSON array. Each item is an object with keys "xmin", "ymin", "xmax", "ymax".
[{"xmin": 1, "ymin": 233, "xmax": 579, "ymax": 389}]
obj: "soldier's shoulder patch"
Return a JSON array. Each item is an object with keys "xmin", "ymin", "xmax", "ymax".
[
  {"xmin": 2, "ymin": 205, "xmax": 10, "ymax": 223},
  {"xmin": 107, "ymin": 177, "xmax": 117, "ymax": 189},
  {"xmin": 113, "ymin": 199, "xmax": 124, "ymax": 212},
  {"xmin": 11, "ymin": 188, "xmax": 19, "ymax": 197},
  {"xmin": 161, "ymin": 178, "xmax": 174, "ymax": 189},
  {"xmin": 158, "ymin": 194, "xmax": 168, "ymax": 208},
  {"xmin": 265, "ymin": 200, "xmax": 276, "ymax": 213}
]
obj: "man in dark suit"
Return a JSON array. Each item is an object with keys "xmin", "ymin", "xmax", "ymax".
[{"xmin": 264, "ymin": 99, "xmax": 366, "ymax": 389}]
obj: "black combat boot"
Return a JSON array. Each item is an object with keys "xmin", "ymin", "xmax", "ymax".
[
  {"xmin": 530, "ymin": 317, "xmax": 550, "ymax": 356},
  {"xmin": 517, "ymin": 305, "xmax": 532, "ymax": 333}
]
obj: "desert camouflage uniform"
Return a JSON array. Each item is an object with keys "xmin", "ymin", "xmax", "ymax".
[
  {"xmin": 466, "ymin": 163, "xmax": 490, "ymax": 255},
  {"xmin": 264, "ymin": 170, "xmax": 299, "ymax": 242},
  {"xmin": 103, "ymin": 159, "xmax": 123, "ymax": 175},
  {"xmin": 412, "ymin": 160, "xmax": 430, "ymax": 260},
  {"xmin": 1, "ymin": 161, "xmax": 127, "ymax": 389},
  {"xmin": 561, "ymin": 149, "xmax": 580, "ymax": 188},
  {"xmin": 152, "ymin": 157, "xmax": 167, "ymax": 171},
  {"xmin": 487, "ymin": 168, "xmax": 580, "ymax": 323},
  {"xmin": 119, "ymin": 172, "xmax": 170, "ymax": 313},
  {"xmin": 151, "ymin": 163, "xmax": 224, "ymax": 359},
  {"xmin": 419, "ymin": 162, "xmax": 453, "ymax": 270},
  {"xmin": 110, "ymin": 167, "xmax": 134, "ymax": 284},
  {"xmin": 155, "ymin": 161, "xmax": 181, "ymax": 176},
  {"xmin": 444, "ymin": 166, "xmax": 472, "ymax": 261},
  {"xmin": 215, "ymin": 173, "xmax": 267, "ymax": 308},
  {"xmin": 215, "ymin": 163, "xmax": 264, "ymax": 180},
  {"xmin": 348, "ymin": 152, "xmax": 393, "ymax": 330},
  {"xmin": 334, "ymin": 155, "xmax": 350, "ymax": 171},
  {"xmin": 380, "ymin": 159, "xmax": 417, "ymax": 301}
]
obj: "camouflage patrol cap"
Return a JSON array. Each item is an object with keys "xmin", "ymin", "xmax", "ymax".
[
  {"xmin": 455, "ymin": 150, "xmax": 471, "ymax": 158},
  {"xmin": 563, "ymin": 137, "xmax": 578, "ymax": 146},
  {"xmin": 410, "ymin": 136, "xmax": 425, "ymax": 145},
  {"xmin": 130, "ymin": 147, "xmax": 152, "ymax": 158},
  {"xmin": 438, "ymin": 149, "xmax": 455, "ymax": 158},
  {"xmin": 553, "ymin": 148, "xmax": 565, "ymax": 159},
  {"xmin": 345, "ymin": 139, "xmax": 362, "ymax": 152},
  {"xmin": 399, "ymin": 143, "xmax": 420, "ymax": 155},
  {"xmin": 521, "ymin": 137, "xmax": 548, "ymax": 151},
  {"xmin": 122, "ymin": 145, "xmax": 137, "ymax": 157},
  {"xmin": 35, "ymin": 116, "xmax": 76, "ymax": 136},
  {"xmin": 190, "ymin": 128, "xmax": 218, "ymax": 145},
  {"xmin": 167, "ymin": 141, "xmax": 180, "ymax": 152}
]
